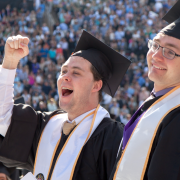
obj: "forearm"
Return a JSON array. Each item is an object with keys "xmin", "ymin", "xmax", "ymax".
[
  {"xmin": 0, "ymin": 65, "xmax": 16, "ymax": 136},
  {"xmin": 2, "ymin": 58, "xmax": 18, "ymax": 70}
]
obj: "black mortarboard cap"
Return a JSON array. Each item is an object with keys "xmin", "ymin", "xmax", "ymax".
[
  {"xmin": 71, "ymin": 30, "xmax": 131, "ymax": 97},
  {"xmin": 0, "ymin": 162, "xmax": 13, "ymax": 179},
  {"xmin": 160, "ymin": 0, "xmax": 180, "ymax": 39}
]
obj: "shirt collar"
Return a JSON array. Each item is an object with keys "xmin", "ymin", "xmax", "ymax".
[
  {"xmin": 151, "ymin": 86, "xmax": 175, "ymax": 97},
  {"xmin": 67, "ymin": 108, "xmax": 96, "ymax": 125}
]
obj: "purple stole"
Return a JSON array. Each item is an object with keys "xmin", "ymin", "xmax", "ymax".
[{"xmin": 123, "ymin": 105, "xmax": 145, "ymax": 149}]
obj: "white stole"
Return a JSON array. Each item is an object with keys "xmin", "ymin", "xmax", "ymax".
[
  {"xmin": 33, "ymin": 105, "xmax": 110, "ymax": 180},
  {"xmin": 114, "ymin": 86, "xmax": 180, "ymax": 180}
]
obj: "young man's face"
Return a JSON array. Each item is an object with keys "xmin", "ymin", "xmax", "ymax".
[
  {"xmin": 57, "ymin": 56, "xmax": 99, "ymax": 119},
  {"xmin": 147, "ymin": 33, "xmax": 180, "ymax": 91}
]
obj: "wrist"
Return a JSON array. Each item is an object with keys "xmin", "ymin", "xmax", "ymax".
[{"xmin": 2, "ymin": 58, "xmax": 18, "ymax": 69}]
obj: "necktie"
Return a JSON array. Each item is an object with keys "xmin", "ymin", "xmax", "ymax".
[
  {"xmin": 63, "ymin": 121, "xmax": 76, "ymax": 135},
  {"xmin": 140, "ymin": 95, "xmax": 162, "ymax": 114}
]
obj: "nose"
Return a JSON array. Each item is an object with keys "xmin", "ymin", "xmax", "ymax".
[
  {"xmin": 61, "ymin": 73, "xmax": 71, "ymax": 82},
  {"xmin": 152, "ymin": 47, "xmax": 164, "ymax": 61}
]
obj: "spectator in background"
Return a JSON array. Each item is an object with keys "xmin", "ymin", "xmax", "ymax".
[
  {"xmin": 22, "ymin": 89, "xmax": 31, "ymax": 105},
  {"xmin": 121, "ymin": 104, "xmax": 130, "ymax": 115},
  {"xmin": 31, "ymin": 82, "xmax": 42, "ymax": 96},
  {"xmin": 42, "ymin": 81, "xmax": 52, "ymax": 96},
  {"xmin": 14, "ymin": 81, "xmax": 24, "ymax": 97},
  {"xmin": 19, "ymin": 66, "xmax": 28, "ymax": 81},
  {"xmin": 36, "ymin": 69, "xmax": 43, "ymax": 85},
  {"xmin": 32, "ymin": 92, "xmax": 41, "ymax": 105},
  {"xmin": 60, "ymin": 38, "xmax": 69, "ymax": 60},
  {"xmin": 110, "ymin": 98, "xmax": 121, "ymax": 119},
  {"xmin": 116, "ymin": 110, "xmax": 125, "ymax": 123},
  {"xmin": 47, "ymin": 98, "xmax": 58, "ymax": 111},
  {"xmin": 28, "ymin": 71, "xmax": 35, "ymax": 86},
  {"xmin": 122, "ymin": 113, "xmax": 131, "ymax": 125},
  {"xmin": 42, "ymin": 23, "xmax": 50, "ymax": 35},
  {"xmin": 22, "ymin": 0, "xmax": 28, "ymax": 11},
  {"xmin": 0, "ymin": 39, "xmax": 5, "ymax": 56},
  {"xmin": 36, "ymin": 101, "xmax": 48, "ymax": 111},
  {"xmin": 128, "ymin": 97, "xmax": 137, "ymax": 114},
  {"xmin": 32, "ymin": 99, "xmax": 38, "ymax": 110},
  {"xmin": 139, "ymin": 87, "xmax": 150, "ymax": 106},
  {"xmin": 49, "ymin": 47, "xmax": 57, "ymax": 63},
  {"xmin": 39, "ymin": 44, "xmax": 49, "ymax": 59}
]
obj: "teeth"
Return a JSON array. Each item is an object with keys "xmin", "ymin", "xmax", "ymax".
[
  {"xmin": 62, "ymin": 87, "xmax": 73, "ymax": 90},
  {"xmin": 153, "ymin": 65, "xmax": 166, "ymax": 70}
]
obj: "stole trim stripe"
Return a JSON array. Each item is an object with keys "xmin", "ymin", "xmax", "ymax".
[
  {"xmin": 69, "ymin": 104, "xmax": 100, "ymax": 180},
  {"xmin": 50, "ymin": 109, "xmax": 96, "ymax": 180},
  {"xmin": 46, "ymin": 133, "xmax": 62, "ymax": 180},
  {"xmin": 140, "ymin": 103, "xmax": 180, "ymax": 180},
  {"xmin": 113, "ymin": 85, "xmax": 180, "ymax": 180},
  {"xmin": 33, "ymin": 114, "xmax": 59, "ymax": 175}
]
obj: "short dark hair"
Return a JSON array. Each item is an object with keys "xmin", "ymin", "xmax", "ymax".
[{"xmin": 90, "ymin": 65, "xmax": 103, "ymax": 102}]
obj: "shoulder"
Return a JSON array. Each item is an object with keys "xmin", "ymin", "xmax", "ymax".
[
  {"xmin": 13, "ymin": 104, "xmax": 37, "ymax": 122},
  {"xmin": 12, "ymin": 104, "xmax": 65, "ymax": 123},
  {"xmin": 161, "ymin": 106, "xmax": 180, "ymax": 127},
  {"xmin": 154, "ymin": 106, "xmax": 180, "ymax": 147},
  {"xmin": 92, "ymin": 117, "xmax": 124, "ymax": 138}
]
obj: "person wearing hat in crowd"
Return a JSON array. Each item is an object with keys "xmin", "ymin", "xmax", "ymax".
[
  {"xmin": 0, "ymin": 162, "xmax": 12, "ymax": 180},
  {"xmin": 0, "ymin": 162, "xmax": 20, "ymax": 180},
  {"xmin": 0, "ymin": 30, "xmax": 130, "ymax": 180},
  {"xmin": 112, "ymin": 1, "xmax": 180, "ymax": 180}
]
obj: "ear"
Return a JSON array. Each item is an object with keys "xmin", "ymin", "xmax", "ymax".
[{"xmin": 92, "ymin": 80, "xmax": 103, "ymax": 93}]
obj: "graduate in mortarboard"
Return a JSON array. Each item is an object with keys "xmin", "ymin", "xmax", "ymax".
[
  {"xmin": 0, "ymin": 162, "xmax": 12, "ymax": 180},
  {"xmin": 111, "ymin": 1, "xmax": 180, "ymax": 180},
  {"xmin": 0, "ymin": 30, "xmax": 130, "ymax": 180},
  {"xmin": 0, "ymin": 162, "xmax": 20, "ymax": 180}
]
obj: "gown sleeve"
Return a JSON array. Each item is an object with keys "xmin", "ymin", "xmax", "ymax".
[
  {"xmin": 0, "ymin": 103, "xmax": 62, "ymax": 171},
  {"xmin": 74, "ymin": 118, "xmax": 124, "ymax": 180},
  {"xmin": 94, "ymin": 119, "xmax": 124, "ymax": 180},
  {"xmin": 0, "ymin": 66, "xmax": 16, "ymax": 137},
  {"xmin": 145, "ymin": 107, "xmax": 180, "ymax": 180},
  {"xmin": 110, "ymin": 107, "xmax": 180, "ymax": 180}
]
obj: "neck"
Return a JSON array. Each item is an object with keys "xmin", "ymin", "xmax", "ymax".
[
  {"xmin": 154, "ymin": 83, "xmax": 180, "ymax": 92},
  {"xmin": 67, "ymin": 104, "xmax": 98, "ymax": 121}
]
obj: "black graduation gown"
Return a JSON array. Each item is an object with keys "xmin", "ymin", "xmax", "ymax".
[
  {"xmin": 110, "ymin": 96, "xmax": 180, "ymax": 180},
  {"xmin": 0, "ymin": 104, "xmax": 124, "ymax": 180}
]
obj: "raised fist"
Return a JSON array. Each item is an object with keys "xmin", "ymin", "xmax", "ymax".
[{"xmin": 2, "ymin": 35, "xmax": 29, "ymax": 69}]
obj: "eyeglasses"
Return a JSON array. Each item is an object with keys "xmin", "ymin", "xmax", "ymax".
[{"xmin": 148, "ymin": 39, "xmax": 180, "ymax": 60}]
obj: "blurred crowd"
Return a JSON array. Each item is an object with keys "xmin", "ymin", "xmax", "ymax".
[{"xmin": 0, "ymin": 0, "xmax": 176, "ymax": 131}]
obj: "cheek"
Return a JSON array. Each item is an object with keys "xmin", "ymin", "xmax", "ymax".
[
  {"xmin": 57, "ymin": 76, "xmax": 62, "ymax": 89},
  {"xmin": 168, "ymin": 61, "xmax": 180, "ymax": 74},
  {"xmin": 147, "ymin": 50, "xmax": 153, "ymax": 66},
  {"xmin": 74, "ymin": 78, "xmax": 93, "ymax": 94}
]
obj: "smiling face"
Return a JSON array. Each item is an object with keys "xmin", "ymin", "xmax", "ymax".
[
  {"xmin": 57, "ymin": 56, "xmax": 102, "ymax": 120},
  {"xmin": 147, "ymin": 33, "xmax": 180, "ymax": 91}
]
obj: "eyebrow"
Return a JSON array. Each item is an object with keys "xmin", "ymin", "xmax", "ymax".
[
  {"xmin": 61, "ymin": 65, "xmax": 85, "ymax": 72},
  {"xmin": 154, "ymin": 38, "xmax": 180, "ymax": 51}
]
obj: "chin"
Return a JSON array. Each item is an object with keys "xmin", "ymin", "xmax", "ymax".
[
  {"xmin": 148, "ymin": 71, "xmax": 158, "ymax": 82},
  {"xmin": 59, "ymin": 102, "xmax": 73, "ymax": 112}
]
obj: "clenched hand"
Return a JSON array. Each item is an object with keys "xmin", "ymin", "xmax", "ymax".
[{"xmin": 2, "ymin": 35, "xmax": 29, "ymax": 69}]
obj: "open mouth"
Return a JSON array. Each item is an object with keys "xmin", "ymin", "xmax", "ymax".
[
  {"xmin": 152, "ymin": 64, "xmax": 166, "ymax": 70},
  {"xmin": 62, "ymin": 87, "xmax": 73, "ymax": 96}
]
